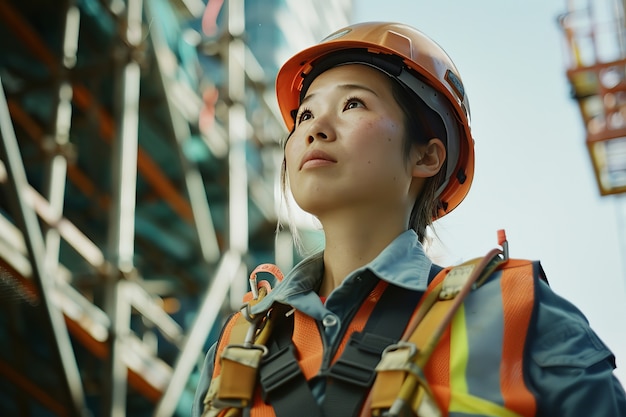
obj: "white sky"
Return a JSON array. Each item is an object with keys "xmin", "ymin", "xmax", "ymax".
[{"xmin": 352, "ymin": 0, "xmax": 626, "ymax": 383}]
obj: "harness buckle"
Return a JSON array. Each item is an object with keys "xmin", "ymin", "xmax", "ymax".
[
  {"xmin": 259, "ymin": 344, "xmax": 303, "ymax": 400},
  {"xmin": 381, "ymin": 341, "xmax": 418, "ymax": 359},
  {"xmin": 329, "ymin": 356, "xmax": 377, "ymax": 387},
  {"xmin": 376, "ymin": 342, "xmax": 425, "ymax": 380},
  {"xmin": 328, "ymin": 332, "xmax": 395, "ymax": 387},
  {"xmin": 439, "ymin": 264, "xmax": 475, "ymax": 300}
]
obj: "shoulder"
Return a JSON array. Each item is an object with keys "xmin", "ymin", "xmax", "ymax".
[
  {"xmin": 524, "ymin": 277, "xmax": 626, "ymax": 415},
  {"xmin": 529, "ymin": 279, "xmax": 614, "ymax": 369},
  {"xmin": 486, "ymin": 259, "xmax": 614, "ymax": 367},
  {"xmin": 484, "ymin": 260, "xmax": 624, "ymax": 414}
]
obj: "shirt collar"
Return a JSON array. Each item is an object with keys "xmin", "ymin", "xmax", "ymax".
[
  {"xmin": 250, "ymin": 229, "xmax": 432, "ymax": 313},
  {"xmin": 366, "ymin": 229, "xmax": 432, "ymax": 290}
]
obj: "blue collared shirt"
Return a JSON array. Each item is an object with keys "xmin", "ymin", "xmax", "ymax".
[
  {"xmin": 247, "ymin": 230, "xmax": 432, "ymax": 351},
  {"xmin": 192, "ymin": 230, "xmax": 626, "ymax": 417}
]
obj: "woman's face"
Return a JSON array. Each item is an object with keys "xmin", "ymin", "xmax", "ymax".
[{"xmin": 284, "ymin": 64, "xmax": 421, "ymax": 219}]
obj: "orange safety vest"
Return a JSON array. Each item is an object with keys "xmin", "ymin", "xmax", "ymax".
[{"xmin": 208, "ymin": 259, "xmax": 541, "ymax": 417}]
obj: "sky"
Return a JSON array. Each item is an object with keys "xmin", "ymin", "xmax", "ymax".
[{"xmin": 351, "ymin": 0, "xmax": 626, "ymax": 383}]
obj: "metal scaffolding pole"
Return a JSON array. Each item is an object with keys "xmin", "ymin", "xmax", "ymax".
[
  {"xmin": 226, "ymin": 0, "xmax": 249, "ymax": 306},
  {"xmin": 0, "ymin": 77, "xmax": 89, "ymax": 417},
  {"xmin": 103, "ymin": 0, "xmax": 143, "ymax": 415},
  {"xmin": 145, "ymin": 0, "xmax": 221, "ymax": 265},
  {"xmin": 153, "ymin": 250, "xmax": 243, "ymax": 417},
  {"xmin": 155, "ymin": 0, "xmax": 250, "ymax": 414},
  {"xmin": 42, "ymin": 0, "xmax": 80, "ymax": 288},
  {"xmin": 226, "ymin": 0, "xmax": 248, "ymax": 254}
]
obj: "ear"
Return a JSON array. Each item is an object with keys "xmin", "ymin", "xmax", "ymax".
[{"xmin": 411, "ymin": 138, "xmax": 446, "ymax": 178}]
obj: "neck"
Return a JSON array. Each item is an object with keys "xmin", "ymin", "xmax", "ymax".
[{"xmin": 317, "ymin": 208, "xmax": 407, "ymax": 297}]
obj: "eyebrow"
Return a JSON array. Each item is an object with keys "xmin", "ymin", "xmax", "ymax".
[{"xmin": 300, "ymin": 83, "xmax": 379, "ymax": 107}]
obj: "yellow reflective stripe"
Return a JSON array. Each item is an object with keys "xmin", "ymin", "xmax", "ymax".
[
  {"xmin": 449, "ymin": 304, "xmax": 469, "ymax": 394},
  {"xmin": 448, "ymin": 305, "xmax": 524, "ymax": 417},
  {"xmin": 450, "ymin": 392, "xmax": 523, "ymax": 417}
]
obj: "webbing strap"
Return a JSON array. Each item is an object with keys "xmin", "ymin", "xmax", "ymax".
[
  {"xmin": 258, "ymin": 306, "xmax": 322, "ymax": 417},
  {"xmin": 321, "ymin": 270, "xmax": 430, "ymax": 417},
  {"xmin": 258, "ymin": 265, "xmax": 441, "ymax": 417}
]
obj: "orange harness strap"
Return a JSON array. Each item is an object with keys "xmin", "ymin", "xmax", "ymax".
[
  {"xmin": 369, "ymin": 249, "xmax": 505, "ymax": 417},
  {"xmin": 202, "ymin": 265, "xmax": 284, "ymax": 417},
  {"xmin": 423, "ymin": 259, "xmax": 538, "ymax": 417}
]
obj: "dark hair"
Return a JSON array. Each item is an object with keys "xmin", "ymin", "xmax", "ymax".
[{"xmin": 389, "ymin": 77, "xmax": 447, "ymax": 243}]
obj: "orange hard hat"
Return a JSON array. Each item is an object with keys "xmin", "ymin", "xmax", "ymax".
[{"xmin": 275, "ymin": 21, "xmax": 475, "ymax": 218}]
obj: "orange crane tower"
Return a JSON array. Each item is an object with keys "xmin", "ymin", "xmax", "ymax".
[
  {"xmin": 559, "ymin": 0, "xmax": 626, "ymax": 297},
  {"xmin": 559, "ymin": 0, "xmax": 626, "ymax": 196}
]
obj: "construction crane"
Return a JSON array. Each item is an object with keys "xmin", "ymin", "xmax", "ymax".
[
  {"xmin": 559, "ymin": 0, "xmax": 626, "ymax": 196},
  {"xmin": 559, "ymin": 0, "xmax": 626, "ymax": 303}
]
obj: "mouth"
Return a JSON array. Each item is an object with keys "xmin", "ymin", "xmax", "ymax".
[{"xmin": 300, "ymin": 150, "xmax": 337, "ymax": 170}]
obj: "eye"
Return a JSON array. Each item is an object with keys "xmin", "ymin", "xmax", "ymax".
[
  {"xmin": 344, "ymin": 96, "xmax": 365, "ymax": 111},
  {"xmin": 296, "ymin": 107, "xmax": 313, "ymax": 125}
]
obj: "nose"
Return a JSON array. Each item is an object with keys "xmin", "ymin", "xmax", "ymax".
[
  {"xmin": 308, "ymin": 131, "xmax": 328, "ymax": 144},
  {"xmin": 306, "ymin": 116, "xmax": 334, "ymax": 144}
]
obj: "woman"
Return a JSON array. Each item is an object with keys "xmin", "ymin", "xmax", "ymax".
[{"xmin": 193, "ymin": 22, "xmax": 626, "ymax": 417}]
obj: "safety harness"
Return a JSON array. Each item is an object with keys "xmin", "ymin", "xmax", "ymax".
[{"xmin": 202, "ymin": 231, "xmax": 532, "ymax": 417}]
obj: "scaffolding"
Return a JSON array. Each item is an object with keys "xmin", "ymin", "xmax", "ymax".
[{"xmin": 0, "ymin": 0, "xmax": 285, "ymax": 415}]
